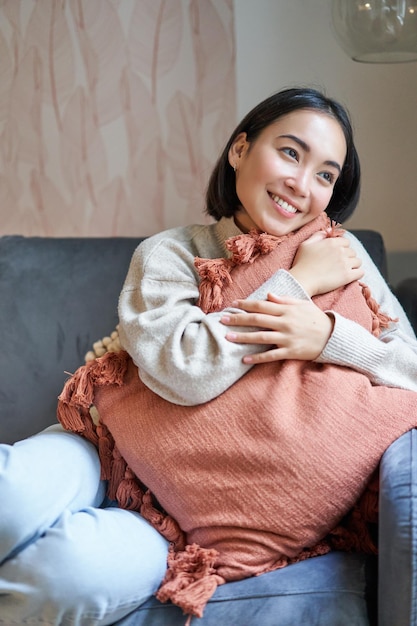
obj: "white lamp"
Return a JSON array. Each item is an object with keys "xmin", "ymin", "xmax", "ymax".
[{"xmin": 332, "ymin": 0, "xmax": 417, "ymax": 63}]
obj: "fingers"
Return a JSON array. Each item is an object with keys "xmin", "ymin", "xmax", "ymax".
[
  {"xmin": 303, "ymin": 230, "xmax": 327, "ymax": 245},
  {"xmin": 242, "ymin": 347, "xmax": 286, "ymax": 364},
  {"xmin": 266, "ymin": 293, "xmax": 299, "ymax": 305},
  {"xmin": 220, "ymin": 297, "xmax": 334, "ymax": 364},
  {"xmin": 226, "ymin": 295, "xmax": 299, "ymax": 314},
  {"xmin": 220, "ymin": 298, "xmax": 287, "ymax": 347},
  {"xmin": 224, "ymin": 328, "xmax": 282, "ymax": 345},
  {"xmin": 221, "ymin": 308, "xmax": 278, "ymax": 332},
  {"xmin": 220, "ymin": 295, "xmax": 304, "ymax": 330}
]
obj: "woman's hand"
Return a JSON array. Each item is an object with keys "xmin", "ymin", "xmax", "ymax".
[
  {"xmin": 221, "ymin": 293, "xmax": 334, "ymax": 364},
  {"xmin": 289, "ymin": 231, "xmax": 364, "ymax": 297}
]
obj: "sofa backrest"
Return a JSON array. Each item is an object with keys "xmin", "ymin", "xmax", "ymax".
[
  {"xmin": 0, "ymin": 237, "xmax": 143, "ymax": 443},
  {"xmin": 0, "ymin": 230, "xmax": 386, "ymax": 444}
]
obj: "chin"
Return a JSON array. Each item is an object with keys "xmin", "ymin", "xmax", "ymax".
[{"xmin": 265, "ymin": 220, "xmax": 301, "ymax": 237}]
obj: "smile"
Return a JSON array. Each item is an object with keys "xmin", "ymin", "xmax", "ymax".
[{"xmin": 269, "ymin": 194, "xmax": 298, "ymax": 214}]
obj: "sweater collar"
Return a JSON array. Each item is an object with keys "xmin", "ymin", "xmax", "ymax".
[{"xmin": 214, "ymin": 217, "xmax": 244, "ymax": 258}]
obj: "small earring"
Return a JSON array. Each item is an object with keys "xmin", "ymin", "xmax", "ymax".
[{"xmin": 233, "ymin": 163, "xmax": 237, "ymax": 172}]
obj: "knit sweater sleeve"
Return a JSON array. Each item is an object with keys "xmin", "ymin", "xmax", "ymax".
[
  {"xmin": 117, "ymin": 221, "xmax": 310, "ymax": 406},
  {"xmin": 316, "ymin": 231, "xmax": 417, "ymax": 392}
]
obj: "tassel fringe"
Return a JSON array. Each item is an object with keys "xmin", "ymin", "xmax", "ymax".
[
  {"xmin": 115, "ymin": 467, "xmax": 145, "ymax": 510},
  {"xmin": 57, "ymin": 351, "xmax": 147, "ymax": 512},
  {"xmin": 140, "ymin": 491, "xmax": 186, "ymax": 550},
  {"xmin": 156, "ymin": 544, "xmax": 224, "ymax": 619},
  {"xmin": 56, "ymin": 350, "xmax": 189, "ymax": 576},
  {"xmin": 194, "ymin": 221, "xmax": 342, "ymax": 314},
  {"xmin": 195, "ymin": 229, "xmax": 289, "ymax": 313},
  {"xmin": 360, "ymin": 282, "xmax": 398, "ymax": 337}
]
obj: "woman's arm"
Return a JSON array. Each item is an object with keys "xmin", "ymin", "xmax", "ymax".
[{"xmin": 316, "ymin": 232, "xmax": 417, "ymax": 392}]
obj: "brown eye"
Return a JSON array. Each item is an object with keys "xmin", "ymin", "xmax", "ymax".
[
  {"xmin": 282, "ymin": 147, "xmax": 298, "ymax": 161},
  {"xmin": 318, "ymin": 171, "xmax": 335, "ymax": 184}
]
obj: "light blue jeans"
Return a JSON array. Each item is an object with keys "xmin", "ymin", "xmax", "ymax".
[{"xmin": 0, "ymin": 425, "xmax": 169, "ymax": 625}]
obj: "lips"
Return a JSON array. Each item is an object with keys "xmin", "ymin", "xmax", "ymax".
[{"xmin": 269, "ymin": 193, "xmax": 298, "ymax": 214}]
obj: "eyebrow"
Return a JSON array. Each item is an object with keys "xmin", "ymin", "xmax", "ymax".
[{"xmin": 279, "ymin": 134, "xmax": 342, "ymax": 173}]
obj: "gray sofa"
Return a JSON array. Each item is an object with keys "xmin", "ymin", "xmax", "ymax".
[{"xmin": 1, "ymin": 231, "xmax": 416, "ymax": 626}]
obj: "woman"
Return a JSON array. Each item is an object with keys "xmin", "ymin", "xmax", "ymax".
[{"xmin": 1, "ymin": 87, "xmax": 416, "ymax": 626}]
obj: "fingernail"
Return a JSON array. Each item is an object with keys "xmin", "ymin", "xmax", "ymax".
[
  {"xmin": 243, "ymin": 355, "xmax": 253, "ymax": 363},
  {"xmin": 226, "ymin": 332, "xmax": 237, "ymax": 340},
  {"xmin": 221, "ymin": 315, "xmax": 231, "ymax": 323}
]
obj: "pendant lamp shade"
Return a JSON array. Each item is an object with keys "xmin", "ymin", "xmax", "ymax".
[{"xmin": 332, "ymin": 0, "xmax": 417, "ymax": 63}]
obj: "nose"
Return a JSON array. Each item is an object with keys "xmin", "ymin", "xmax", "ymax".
[{"xmin": 285, "ymin": 169, "xmax": 310, "ymax": 197}]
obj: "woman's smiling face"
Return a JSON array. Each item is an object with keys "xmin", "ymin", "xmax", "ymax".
[{"xmin": 228, "ymin": 109, "xmax": 347, "ymax": 236}]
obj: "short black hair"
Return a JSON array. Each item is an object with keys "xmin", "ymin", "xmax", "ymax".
[{"xmin": 205, "ymin": 87, "xmax": 360, "ymax": 224}]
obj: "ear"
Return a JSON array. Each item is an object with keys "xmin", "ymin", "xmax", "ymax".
[{"xmin": 228, "ymin": 132, "xmax": 248, "ymax": 169}]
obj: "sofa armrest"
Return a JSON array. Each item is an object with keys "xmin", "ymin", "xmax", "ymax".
[
  {"xmin": 378, "ymin": 429, "xmax": 417, "ymax": 626},
  {"xmin": 396, "ymin": 278, "xmax": 417, "ymax": 334}
]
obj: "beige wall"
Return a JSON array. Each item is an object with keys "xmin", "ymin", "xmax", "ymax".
[{"xmin": 234, "ymin": 0, "xmax": 417, "ymax": 255}]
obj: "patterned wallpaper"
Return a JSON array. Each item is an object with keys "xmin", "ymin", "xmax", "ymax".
[{"xmin": 0, "ymin": 0, "xmax": 236, "ymax": 236}]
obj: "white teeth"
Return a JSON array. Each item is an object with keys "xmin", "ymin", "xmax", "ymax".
[{"xmin": 271, "ymin": 194, "xmax": 297, "ymax": 214}]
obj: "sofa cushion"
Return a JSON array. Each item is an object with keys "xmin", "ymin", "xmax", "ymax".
[{"xmin": 114, "ymin": 552, "xmax": 375, "ymax": 626}]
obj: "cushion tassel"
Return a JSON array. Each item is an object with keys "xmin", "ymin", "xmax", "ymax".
[
  {"xmin": 57, "ymin": 365, "xmax": 95, "ymax": 432},
  {"xmin": 327, "ymin": 507, "xmax": 378, "ymax": 555},
  {"xmin": 140, "ymin": 491, "xmax": 186, "ymax": 550},
  {"xmin": 227, "ymin": 229, "xmax": 283, "ymax": 263},
  {"xmin": 360, "ymin": 282, "xmax": 398, "ymax": 337},
  {"xmin": 97, "ymin": 422, "xmax": 114, "ymax": 481},
  {"xmin": 82, "ymin": 413, "xmax": 99, "ymax": 447},
  {"xmin": 194, "ymin": 257, "xmax": 234, "ymax": 313},
  {"xmin": 156, "ymin": 544, "xmax": 224, "ymax": 619},
  {"xmin": 255, "ymin": 231, "xmax": 287, "ymax": 254},
  {"xmin": 72, "ymin": 364, "xmax": 97, "ymax": 407},
  {"xmin": 56, "ymin": 399, "xmax": 87, "ymax": 433},
  {"xmin": 107, "ymin": 445, "xmax": 128, "ymax": 501},
  {"xmin": 115, "ymin": 467, "xmax": 145, "ymax": 511},
  {"xmin": 57, "ymin": 351, "xmax": 130, "ymax": 432},
  {"xmin": 327, "ymin": 473, "xmax": 379, "ymax": 555},
  {"xmin": 94, "ymin": 349, "xmax": 130, "ymax": 385},
  {"xmin": 226, "ymin": 231, "xmax": 259, "ymax": 263}
]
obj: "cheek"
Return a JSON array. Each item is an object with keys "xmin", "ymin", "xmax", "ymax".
[
  {"xmin": 315, "ymin": 186, "xmax": 334, "ymax": 211},
  {"xmin": 241, "ymin": 149, "xmax": 275, "ymax": 179},
  {"xmin": 235, "ymin": 162, "xmax": 259, "ymax": 196}
]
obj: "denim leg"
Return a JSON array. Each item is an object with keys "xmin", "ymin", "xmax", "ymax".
[
  {"xmin": 0, "ymin": 424, "xmax": 105, "ymax": 563},
  {"xmin": 0, "ymin": 506, "xmax": 169, "ymax": 626},
  {"xmin": 0, "ymin": 424, "xmax": 169, "ymax": 625}
]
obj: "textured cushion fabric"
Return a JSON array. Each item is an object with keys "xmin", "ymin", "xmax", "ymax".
[
  {"xmin": 378, "ymin": 429, "xmax": 417, "ymax": 626},
  {"xmin": 114, "ymin": 552, "xmax": 374, "ymax": 626},
  {"xmin": 0, "ymin": 236, "xmax": 143, "ymax": 444}
]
